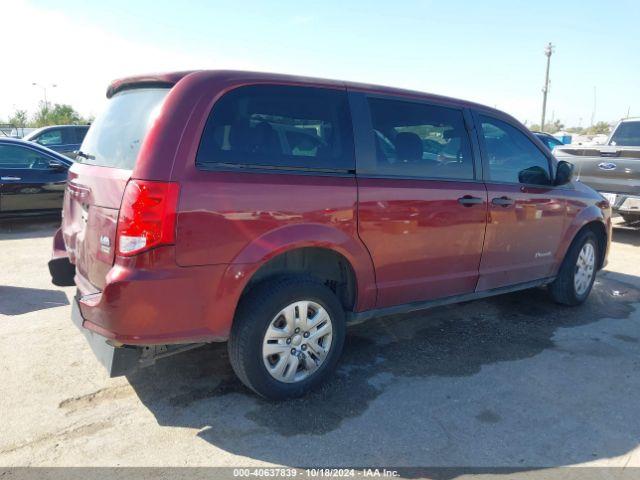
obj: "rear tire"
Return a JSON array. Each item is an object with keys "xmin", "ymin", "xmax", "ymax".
[
  {"xmin": 228, "ymin": 275, "xmax": 346, "ymax": 400},
  {"xmin": 548, "ymin": 230, "xmax": 598, "ymax": 306}
]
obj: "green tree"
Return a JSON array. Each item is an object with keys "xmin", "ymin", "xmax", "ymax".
[
  {"xmin": 547, "ymin": 120, "xmax": 565, "ymax": 134},
  {"xmin": 32, "ymin": 101, "xmax": 86, "ymax": 127},
  {"xmin": 529, "ymin": 120, "xmax": 564, "ymax": 133},
  {"xmin": 32, "ymin": 101, "xmax": 50, "ymax": 127},
  {"xmin": 585, "ymin": 121, "xmax": 611, "ymax": 135},
  {"xmin": 9, "ymin": 109, "xmax": 28, "ymax": 127}
]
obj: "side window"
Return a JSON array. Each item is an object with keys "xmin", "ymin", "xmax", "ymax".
[
  {"xmin": 61, "ymin": 128, "xmax": 77, "ymax": 145},
  {"xmin": 37, "ymin": 129, "xmax": 63, "ymax": 146},
  {"xmin": 366, "ymin": 97, "xmax": 474, "ymax": 180},
  {"xmin": 197, "ymin": 85, "xmax": 354, "ymax": 171},
  {"xmin": 480, "ymin": 116, "xmax": 551, "ymax": 185},
  {"xmin": 0, "ymin": 145, "xmax": 51, "ymax": 169}
]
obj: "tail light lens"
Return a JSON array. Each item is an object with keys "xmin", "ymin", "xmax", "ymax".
[{"xmin": 116, "ymin": 180, "xmax": 180, "ymax": 256}]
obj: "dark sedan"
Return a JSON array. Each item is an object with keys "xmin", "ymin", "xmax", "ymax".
[{"xmin": 0, "ymin": 138, "xmax": 72, "ymax": 217}]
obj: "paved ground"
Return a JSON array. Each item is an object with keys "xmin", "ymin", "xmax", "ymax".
[{"xmin": 0, "ymin": 218, "xmax": 639, "ymax": 469}]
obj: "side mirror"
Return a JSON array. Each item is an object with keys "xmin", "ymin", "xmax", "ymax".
[
  {"xmin": 554, "ymin": 160, "xmax": 574, "ymax": 186},
  {"xmin": 48, "ymin": 160, "xmax": 66, "ymax": 171},
  {"xmin": 518, "ymin": 165, "xmax": 551, "ymax": 185}
]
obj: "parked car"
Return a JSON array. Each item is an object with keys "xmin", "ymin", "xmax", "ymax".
[
  {"xmin": 49, "ymin": 71, "xmax": 611, "ymax": 399},
  {"xmin": 23, "ymin": 125, "xmax": 90, "ymax": 159},
  {"xmin": 0, "ymin": 137, "xmax": 72, "ymax": 217},
  {"xmin": 532, "ymin": 131, "xmax": 565, "ymax": 151},
  {"xmin": 554, "ymin": 118, "xmax": 640, "ymax": 224},
  {"xmin": 2, "ymin": 127, "xmax": 37, "ymax": 138}
]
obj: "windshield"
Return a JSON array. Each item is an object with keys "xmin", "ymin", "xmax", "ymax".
[
  {"xmin": 22, "ymin": 127, "xmax": 46, "ymax": 141},
  {"xmin": 78, "ymin": 88, "xmax": 169, "ymax": 169},
  {"xmin": 609, "ymin": 121, "xmax": 640, "ymax": 147}
]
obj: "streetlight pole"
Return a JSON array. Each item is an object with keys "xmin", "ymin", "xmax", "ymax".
[
  {"xmin": 540, "ymin": 42, "xmax": 554, "ymax": 132},
  {"xmin": 32, "ymin": 82, "xmax": 57, "ymax": 109}
]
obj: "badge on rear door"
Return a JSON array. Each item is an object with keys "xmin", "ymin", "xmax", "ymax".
[{"xmin": 100, "ymin": 235, "xmax": 111, "ymax": 254}]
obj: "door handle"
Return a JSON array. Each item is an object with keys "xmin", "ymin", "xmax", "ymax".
[
  {"xmin": 491, "ymin": 196, "xmax": 514, "ymax": 207},
  {"xmin": 457, "ymin": 195, "xmax": 484, "ymax": 207},
  {"xmin": 1, "ymin": 176, "xmax": 22, "ymax": 181}
]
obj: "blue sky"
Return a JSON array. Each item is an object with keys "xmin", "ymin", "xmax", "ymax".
[{"xmin": 3, "ymin": 0, "xmax": 639, "ymax": 126}]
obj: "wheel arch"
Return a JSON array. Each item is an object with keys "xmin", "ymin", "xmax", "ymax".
[
  {"xmin": 211, "ymin": 224, "xmax": 377, "ymax": 339},
  {"xmin": 581, "ymin": 220, "xmax": 607, "ymax": 269},
  {"xmin": 239, "ymin": 246, "xmax": 359, "ymax": 311},
  {"xmin": 557, "ymin": 207, "xmax": 609, "ymax": 272}
]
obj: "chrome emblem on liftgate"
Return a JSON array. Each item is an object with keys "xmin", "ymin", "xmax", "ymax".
[
  {"xmin": 100, "ymin": 235, "xmax": 111, "ymax": 254},
  {"xmin": 598, "ymin": 162, "xmax": 617, "ymax": 171}
]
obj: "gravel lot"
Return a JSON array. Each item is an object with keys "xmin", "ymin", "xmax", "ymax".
[{"xmin": 0, "ymin": 218, "xmax": 639, "ymax": 469}]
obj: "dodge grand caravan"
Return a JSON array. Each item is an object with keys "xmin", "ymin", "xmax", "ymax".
[{"xmin": 49, "ymin": 70, "xmax": 611, "ymax": 399}]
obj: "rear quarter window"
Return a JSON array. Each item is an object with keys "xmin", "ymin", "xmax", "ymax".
[{"xmin": 196, "ymin": 85, "xmax": 354, "ymax": 172}]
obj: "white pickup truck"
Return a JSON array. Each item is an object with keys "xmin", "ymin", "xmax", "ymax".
[{"xmin": 554, "ymin": 118, "xmax": 640, "ymax": 224}]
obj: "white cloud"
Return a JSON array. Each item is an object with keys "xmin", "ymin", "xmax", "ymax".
[{"xmin": 0, "ymin": 0, "xmax": 258, "ymax": 119}]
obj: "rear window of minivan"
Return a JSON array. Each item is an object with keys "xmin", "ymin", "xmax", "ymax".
[
  {"xmin": 196, "ymin": 85, "xmax": 354, "ymax": 172},
  {"xmin": 78, "ymin": 88, "xmax": 169, "ymax": 170}
]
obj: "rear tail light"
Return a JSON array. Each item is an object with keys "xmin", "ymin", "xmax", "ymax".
[{"xmin": 116, "ymin": 180, "xmax": 180, "ymax": 256}]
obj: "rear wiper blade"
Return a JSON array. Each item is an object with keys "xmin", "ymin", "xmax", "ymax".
[{"xmin": 75, "ymin": 150, "xmax": 95, "ymax": 160}]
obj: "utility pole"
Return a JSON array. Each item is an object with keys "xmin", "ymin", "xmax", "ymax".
[
  {"xmin": 590, "ymin": 86, "xmax": 597, "ymax": 126},
  {"xmin": 540, "ymin": 42, "xmax": 554, "ymax": 132}
]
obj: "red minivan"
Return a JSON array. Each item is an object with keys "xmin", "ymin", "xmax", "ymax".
[{"xmin": 49, "ymin": 70, "xmax": 611, "ymax": 399}]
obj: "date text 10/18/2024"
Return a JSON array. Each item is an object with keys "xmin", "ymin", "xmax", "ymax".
[{"xmin": 233, "ymin": 468, "xmax": 400, "ymax": 477}]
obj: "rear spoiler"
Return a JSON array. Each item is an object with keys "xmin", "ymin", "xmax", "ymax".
[
  {"xmin": 106, "ymin": 80, "xmax": 175, "ymax": 98},
  {"xmin": 106, "ymin": 71, "xmax": 195, "ymax": 98}
]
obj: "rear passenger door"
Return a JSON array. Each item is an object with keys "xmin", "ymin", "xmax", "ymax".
[
  {"xmin": 179, "ymin": 85, "xmax": 360, "ymax": 272},
  {"xmin": 351, "ymin": 93, "xmax": 488, "ymax": 308},
  {"xmin": 474, "ymin": 113, "xmax": 567, "ymax": 290}
]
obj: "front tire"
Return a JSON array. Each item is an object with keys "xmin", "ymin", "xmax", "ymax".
[
  {"xmin": 228, "ymin": 275, "xmax": 346, "ymax": 400},
  {"xmin": 548, "ymin": 230, "xmax": 598, "ymax": 306}
]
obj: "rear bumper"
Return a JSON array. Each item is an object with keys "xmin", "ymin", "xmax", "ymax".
[
  {"xmin": 601, "ymin": 192, "xmax": 640, "ymax": 213},
  {"xmin": 615, "ymin": 194, "xmax": 640, "ymax": 216},
  {"xmin": 72, "ymin": 246, "xmax": 241, "ymax": 345},
  {"xmin": 71, "ymin": 297, "xmax": 140, "ymax": 377},
  {"xmin": 50, "ymin": 225, "xmax": 244, "ymax": 345}
]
